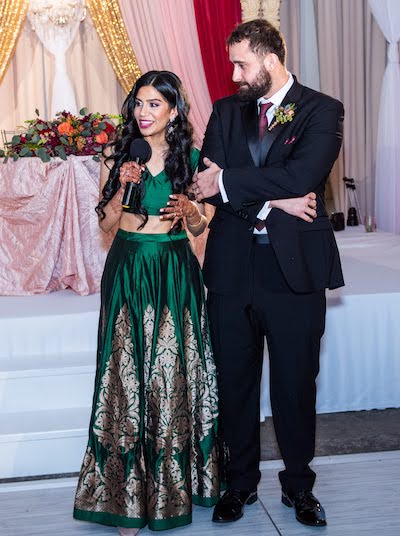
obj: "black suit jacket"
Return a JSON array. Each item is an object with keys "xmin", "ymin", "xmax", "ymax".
[{"xmin": 200, "ymin": 78, "xmax": 345, "ymax": 294}]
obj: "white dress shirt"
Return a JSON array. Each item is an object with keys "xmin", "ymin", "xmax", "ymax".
[{"xmin": 218, "ymin": 73, "xmax": 294, "ymax": 234}]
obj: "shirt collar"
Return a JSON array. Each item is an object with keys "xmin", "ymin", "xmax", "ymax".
[{"xmin": 257, "ymin": 72, "xmax": 294, "ymax": 108}]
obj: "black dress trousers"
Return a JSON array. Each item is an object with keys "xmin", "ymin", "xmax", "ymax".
[{"xmin": 207, "ymin": 240, "xmax": 326, "ymax": 493}]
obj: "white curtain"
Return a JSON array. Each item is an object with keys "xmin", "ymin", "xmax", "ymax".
[
  {"xmin": 281, "ymin": 0, "xmax": 386, "ymax": 220},
  {"xmin": 280, "ymin": 1, "xmax": 320, "ymax": 94},
  {"xmin": 27, "ymin": 8, "xmax": 83, "ymax": 117},
  {"xmin": 299, "ymin": 0, "xmax": 320, "ymax": 91},
  {"xmin": 369, "ymin": 0, "xmax": 400, "ymax": 233},
  {"xmin": 0, "ymin": 15, "xmax": 124, "ymax": 134}
]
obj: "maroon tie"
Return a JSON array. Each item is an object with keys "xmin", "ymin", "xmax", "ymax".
[
  {"xmin": 258, "ymin": 101, "xmax": 273, "ymax": 139},
  {"xmin": 254, "ymin": 218, "xmax": 266, "ymax": 231}
]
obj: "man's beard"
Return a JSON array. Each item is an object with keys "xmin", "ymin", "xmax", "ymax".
[{"xmin": 237, "ymin": 67, "xmax": 272, "ymax": 102}]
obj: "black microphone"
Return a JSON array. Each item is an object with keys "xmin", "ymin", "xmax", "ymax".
[{"xmin": 121, "ymin": 138, "xmax": 152, "ymax": 209}]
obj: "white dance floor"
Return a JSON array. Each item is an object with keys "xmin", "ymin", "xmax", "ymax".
[{"xmin": 2, "ymin": 451, "xmax": 399, "ymax": 535}]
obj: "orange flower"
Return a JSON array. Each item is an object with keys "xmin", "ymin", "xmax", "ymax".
[
  {"xmin": 95, "ymin": 131, "xmax": 108, "ymax": 144},
  {"xmin": 58, "ymin": 122, "xmax": 74, "ymax": 135},
  {"xmin": 76, "ymin": 136, "xmax": 86, "ymax": 151}
]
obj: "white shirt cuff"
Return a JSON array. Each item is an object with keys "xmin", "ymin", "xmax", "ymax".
[
  {"xmin": 218, "ymin": 170, "xmax": 229, "ymax": 203},
  {"xmin": 257, "ymin": 201, "xmax": 271, "ymax": 220}
]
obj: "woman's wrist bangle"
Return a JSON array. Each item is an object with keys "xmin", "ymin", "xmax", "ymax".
[
  {"xmin": 186, "ymin": 211, "xmax": 202, "ymax": 226},
  {"xmin": 187, "ymin": 214, "xmax": 206, "ymax": 229},
  {"xmin": 186, "ymin": 202, "xmax": 199, "ymax": 220}
]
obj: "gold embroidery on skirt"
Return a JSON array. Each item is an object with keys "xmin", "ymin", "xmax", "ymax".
[
  {"xmin": 199, "ymin": 305, "xmax": 220, "ymax": 498},
  {"xmin": 146, "ymin": 305, "xmax": 191, "ymax": 520},
  {"xmin": 143, "ymin": 304, "xmax": 155, "ymax": 391},
  {"xmin": 75, "ymin": 447, "xmax": 147, "ymax": 518},
  {"xmin": 75, "ymin": 305, "xmax": 146, "ymax": 518},
  {"xmin": 75, "ymin": 303, "xmax": 219, "ymax": 522},
  {"xmin": 184, "ymin": 305, "xmax": 219, "ymax": 499},
  {"xmin": 94, "ymin": 304, "xmax": 140, "ymax": 454}
]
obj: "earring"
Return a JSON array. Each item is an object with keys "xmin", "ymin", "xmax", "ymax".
[{"xmin": 166, "ymin": 119, "xmax": 176, "ymax": 135}]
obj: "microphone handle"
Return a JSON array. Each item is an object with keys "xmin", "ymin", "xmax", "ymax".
[{"xmin": 121, "ymin": 157, "xmax": 141, "ymax": 209}]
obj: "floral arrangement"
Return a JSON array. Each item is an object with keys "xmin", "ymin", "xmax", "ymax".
[
  {"xmin": 0, "ymin": 108, "xmax": 122, "ymax": 163},
  {"xmin": 269, "ymin": 103, "xmax": 296, "ymax": 131}
]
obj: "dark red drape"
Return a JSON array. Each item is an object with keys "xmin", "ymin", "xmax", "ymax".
[{"xmin": 194, "ymin": 0, "xmax": 242, "ymax": 103}]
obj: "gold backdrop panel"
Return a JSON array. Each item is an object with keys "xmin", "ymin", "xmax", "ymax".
[
  {"xmin": 86, "ymin": 0, "xmax": 141, "ymax": 94},
  {"xmin": 0, "ymin": 0, "xmax": 28, "ymax": 85}
]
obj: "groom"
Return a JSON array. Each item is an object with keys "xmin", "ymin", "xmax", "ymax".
[{"xmin": 193, "ymin": 19, "xmax": 344, "ymax": 527}]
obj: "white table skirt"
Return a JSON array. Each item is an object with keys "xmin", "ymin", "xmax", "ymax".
[{"xmin": 260, "ymin": 227, "xmax": 400, "ymax": 418}]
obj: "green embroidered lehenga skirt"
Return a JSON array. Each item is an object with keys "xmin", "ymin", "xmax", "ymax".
[{"xmin": 73, "ymin": 230, "xmax": 220, "ymax": 531}]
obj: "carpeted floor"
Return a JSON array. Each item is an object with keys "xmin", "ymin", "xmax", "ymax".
[{"xmin": 260, "ymin": 408, "xmax": 400, "ymax": 460}]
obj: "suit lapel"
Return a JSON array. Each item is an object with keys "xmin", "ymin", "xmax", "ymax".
[
  {"xmin": 240, "ymin": 100, "xmax": 260, "ymax": 167},
  {"xmin": 260, "ymin": 116, "xmax": 281, "ymax": 165},
  {"xmin": 260, "ymin": 78, "xmax": 304, "ymax": 165}
]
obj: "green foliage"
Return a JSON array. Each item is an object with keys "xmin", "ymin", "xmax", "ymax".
[{"xmin": 2, "ymin": 108, "xmax": 121, "ymax": 164}]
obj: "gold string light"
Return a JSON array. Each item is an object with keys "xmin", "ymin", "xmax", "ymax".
[
  {"xmin": 0, "ymin": 0, "xmax": 29, "ymax": 85},
  {"xmin": 86, "ymin": 0, "xmax": 141, "ymax": 94}
]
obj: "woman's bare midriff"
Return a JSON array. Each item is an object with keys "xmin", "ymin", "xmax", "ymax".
[{"xmin": 119, "ymin": 212, "xmax": 174, "ymax": 234}]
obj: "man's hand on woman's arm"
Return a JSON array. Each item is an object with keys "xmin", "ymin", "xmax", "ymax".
[{"xmin": 270, "ymin": 192, "xmax": 317, "ymax": 222}]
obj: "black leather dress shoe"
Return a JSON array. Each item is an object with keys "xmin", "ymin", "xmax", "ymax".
[
  {"xmin": 212, "ymin": 489, "xmax": 258, "ymax": 523},
  {"xmin": 282, "ymin": 490, "xmax": 327, "ymax": 526}
]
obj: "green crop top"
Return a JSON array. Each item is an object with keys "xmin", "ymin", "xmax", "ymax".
[{"xmin": 123, "ymin": 147, "xmax": 200, "ymax": 216}]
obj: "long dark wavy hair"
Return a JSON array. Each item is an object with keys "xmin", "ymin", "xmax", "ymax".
[{"xmin": 96, "ymin": 70, "xmax": 195, "ymax": 231}]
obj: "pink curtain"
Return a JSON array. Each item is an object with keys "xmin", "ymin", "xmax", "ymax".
[
  {"xmin": 194, "ymin": 0, "xmax": 242, "ymax": 102},
  {"xmin": 0, "ymin": 157, "xmax": 113, "ymax": 295},
  {"xmin": 119, "ymin": 0, "xmax": 212, "ymax": 146},
  {"xmin": 119, "ymin": 0, "xmax": 214, "ymax": 261},
  {"xmin": 118, "ymin": 0, "xmax": 170, "ymax": 71}
]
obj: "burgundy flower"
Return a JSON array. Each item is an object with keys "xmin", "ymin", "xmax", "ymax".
[{"xmin": 104, "ymin": 122, "xmax": 115, "ymax": 133}]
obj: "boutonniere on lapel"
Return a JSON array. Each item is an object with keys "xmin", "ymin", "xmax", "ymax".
[{"xmin": 268, "ymin": 103, "xmax": 296, "ymax": 131}]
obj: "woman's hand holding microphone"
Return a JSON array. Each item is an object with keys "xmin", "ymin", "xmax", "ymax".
[{"xmin": 119, "ymin": 162, "xmax": 145, "ymax": 187}]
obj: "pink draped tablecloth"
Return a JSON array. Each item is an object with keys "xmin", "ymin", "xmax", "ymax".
[{"xmin": 0, "ymin": 156, "xmax": 113, "ymax": 296}]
